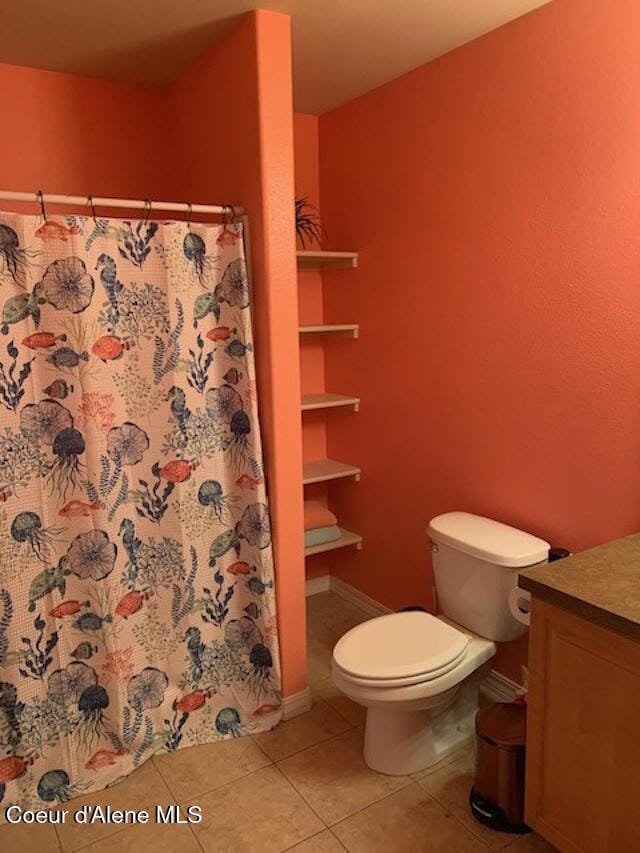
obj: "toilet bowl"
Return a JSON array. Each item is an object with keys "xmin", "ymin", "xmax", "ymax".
[
  {"xmin": 332, "ymin": 611, "xmax": 495, "ymax": 775},
  {"xmin": 332, "ymin": 512, "xmax": 549, "ymax": 776}
]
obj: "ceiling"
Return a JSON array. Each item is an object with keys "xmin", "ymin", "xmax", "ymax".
[{"xmin": 1, "ymin": 1, "xmax": 552, "ymax": 114}]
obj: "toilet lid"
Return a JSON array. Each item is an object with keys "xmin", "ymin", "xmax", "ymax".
[{"xmin": 333, "ymin": 612, "xmax": 469, "ymax": 681}]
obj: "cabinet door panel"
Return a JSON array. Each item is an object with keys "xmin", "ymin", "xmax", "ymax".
[{"xmin": 526, "ymin": 600, "xmax": 640, "ymax": 853}]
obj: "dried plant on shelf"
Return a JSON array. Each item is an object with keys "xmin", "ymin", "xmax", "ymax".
[{"xmin": 295, "ymin": 197, "xmax": 327, "ymax": 249}]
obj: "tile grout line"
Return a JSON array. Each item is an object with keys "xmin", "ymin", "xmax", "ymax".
[
  {"xmin": 273, "ymin": 723, "xmax": 358, "ymax": 768},
  {"xmin": 187, "ymin": 820, "xmax": 208, "ymax": 853},
  {"xmin": 277, "ymin": 748, "xmax": 415, "ymax": 829},
  {"xmin": 56, "ymin": 766, "xmax": 178, "ymax": 853},
  {"xmin": 62, "ymin": 752, "xmax": 240, "ymax": 853},
  {"xmin": 409, "ymin": 745, "xmax": 475, "ymax": 783},
  {"xmin": 151, "ymin": 755, "xmax": 182, "ymax": 804},
  {"xmin": 266, "ymin": 762, "xmax": 333, "ymax": 837},
  {"xmin": 251, "ymin": 723, "xmax": 354, "ymax": 764},
  {"xmin": 57, "ymin": 819, "xmax": 134, "ymax": 853},
  {"xmin": 328, "ymin": 827, "xmax": 350, "ymax": 852},
  {"xmin": 280, "ymin": 827, "xmax": 349, "ymax": 853},
  {"xmin": 249, "ymin": 698, "xmax": 357, "ymax": 764},
  {"xmin": 55, "ymin": 770, "xmax": 495, "ymax": 853},
  {"xmin": 417, "ymin": 776, "xmax": 504, "ymax": 851},
  {"xmin": 168, "ymin": 762, "xmax": 329, "ymax": 851},
  {"xmin": 311, "ymin": 686, "xmax": 364, "ymax": 730},
  {"xmin": 156, "ymin": 753, "xmax": 275, "ymax": 807},
  {"xmin": 58, "ymin": 813, "xmax": 207, "ymax": 853},
  {"xmin": 324, "ymin": 776, "xmax": 417, "ymax": 832},
  {"xmin": 269, "ymin": 724, "xmax": 495, "ymax": 842},
  {"xmin": 327, "ymin": 777, "xmax": 415, "ymax": 828},
  {"xmin": 327, "ymin": 779, "xmax": 495, "ymax": 851}
]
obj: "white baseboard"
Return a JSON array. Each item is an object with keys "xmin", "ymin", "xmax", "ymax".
[
  {"xmin": 479, "ymin": 669, "xmax": 523, "ymax": 703},
  {"xmin": 305, "ymin": 575, "xmax": 330, "ymax": 596},
  {"xmin": 281, "ymin": 686, "xmax": 312, "ymax": 720}
]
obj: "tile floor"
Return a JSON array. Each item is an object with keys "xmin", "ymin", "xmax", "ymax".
[{"xmin": 1, "ymin": 591, "xmax": 557, "ymax": 852}]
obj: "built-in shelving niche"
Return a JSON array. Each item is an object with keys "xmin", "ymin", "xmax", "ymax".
[{"xmin": 298, "ymin": 247, "xmax": 361, "ymax": 556}]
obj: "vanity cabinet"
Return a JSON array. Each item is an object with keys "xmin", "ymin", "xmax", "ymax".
[{"xmin": 525, "ymin": 598, "xmax": 640, "ymax": 853}]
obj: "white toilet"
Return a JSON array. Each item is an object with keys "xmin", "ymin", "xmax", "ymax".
[{"xmin": 332, "ymin": 511, "xmax": 549, "ymax": 776}]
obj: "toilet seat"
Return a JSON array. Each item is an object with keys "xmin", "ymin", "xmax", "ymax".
[{"xmin": 333, "ymin": 611, "xmax": 470, "ymax": 688}]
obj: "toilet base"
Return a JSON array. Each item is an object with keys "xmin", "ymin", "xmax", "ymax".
[{"xmin": 363, "ymin": 670, "xmax": 483, "ymax": 776}]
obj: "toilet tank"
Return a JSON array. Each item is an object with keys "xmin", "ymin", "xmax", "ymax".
[{"xmin": 428, "ymin": 512, "xmax": 549, "ymax": 642}]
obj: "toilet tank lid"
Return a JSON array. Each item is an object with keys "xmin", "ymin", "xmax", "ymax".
[{"xmin": 428, "ymin": 512, "xmax": 549, "ymax": 568}]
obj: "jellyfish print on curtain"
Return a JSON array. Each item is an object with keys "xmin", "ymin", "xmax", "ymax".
[{"xmin": 0, "ymin": 212, "xmax": 281, "ymax": 814}]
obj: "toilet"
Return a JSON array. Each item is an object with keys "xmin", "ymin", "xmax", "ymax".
[{"xmin": 332, "ymin": 512, "xmax": 549, "ymax": 776}]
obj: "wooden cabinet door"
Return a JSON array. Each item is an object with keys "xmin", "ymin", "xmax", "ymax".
[{"xmin": 526, "ymin": 599, "xmax": 640, "ymax": 853}]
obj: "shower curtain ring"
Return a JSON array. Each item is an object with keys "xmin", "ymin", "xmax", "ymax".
[
  {"xmin": 37, "ymin": 190, "xmax": 47, "ymax": 222},
  {"xmin": 185, "ymin": 202, "xmax": 193, "ymax": 230},
  {"xmin": 87, "ymin": 195, "xmax": 98, "ymax": 224},
  {"xmin": 142, "ymin": 198, "xmax": 152, "ymax": 224},
  {"xmin": 222, "ymin": 204, "xmax": 236, "ymax": 224}
]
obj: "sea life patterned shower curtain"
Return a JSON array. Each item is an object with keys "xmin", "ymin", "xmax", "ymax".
[{"xmin": 0, "ymin": 210, "xmax": 281, "ymax": 813}]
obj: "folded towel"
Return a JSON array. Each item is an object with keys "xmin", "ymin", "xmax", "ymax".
[
  {"xmin": 305, "ymin": 525, "xmax": 341, "ymax": 548},
  {"xmin": 304, "ymin": 500, "xmax": 337, "ymax": 531}
]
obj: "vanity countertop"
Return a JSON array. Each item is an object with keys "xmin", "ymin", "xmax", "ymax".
[{"xmin": 519, "ymin": 532, "xmax": 640, "ymax": 641}]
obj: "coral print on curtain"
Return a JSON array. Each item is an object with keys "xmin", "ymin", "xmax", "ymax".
[{"xmin": 0, "ymin": 212, "xmax": 281, "ymax": 815}]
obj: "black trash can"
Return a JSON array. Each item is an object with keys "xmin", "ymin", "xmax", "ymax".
[{"xmin": 469, "ymin": 702, "xmax": 530, "ymax": 834}]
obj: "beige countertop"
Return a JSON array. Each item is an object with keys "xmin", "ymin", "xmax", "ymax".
[{"xmin": 519, "ymin": 532, "xmax": 640, "ymax": 640}]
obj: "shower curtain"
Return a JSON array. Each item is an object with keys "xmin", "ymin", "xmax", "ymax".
[{"xmin": 0, "ymin": 210, "xmax": 281, "ymax": 813}]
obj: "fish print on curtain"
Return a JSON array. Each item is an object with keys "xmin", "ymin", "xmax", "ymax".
[{"xmin": 0, "ymin": 212, "xmax": 281, "ymax": 814}]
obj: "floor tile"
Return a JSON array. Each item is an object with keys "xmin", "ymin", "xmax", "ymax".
[
  {"xmin": 313, "ymin": 677, "xmax": 366, "ymax": 727},
  {"xmin": 507, "ymin": 833, "xmax": 558, "ymax": 851},
  {"xmin": 76, "ymin": 820, "xmax": 201, "ymax": 852},
  {"xmin": 307, "ymin": 628, "xmax": 339, "ymax": 687},
  {"xmin": 410, "ymin": 744, "xmax": 474, "ymax": 781},
  {"xmin": 306, "ymin": 593, "xmax": 373, "ymax": 689},
  {"xmin": 253, "ymin": 698, "xmax": 351, "ymax": 761},
  {"xmin": 285, "ymin": 829, "xmax": 346, "ymax": 852},
  {"xmin": 56, "ymin": 759, "xmax": 174, "ymax": 852},
  {"xmin": 0, "ymin": 821, "xmax": 60, "ymax": 853},
  {"xmin": 307, "ymin": 615, "xmax": 341, "ymax": 648},
  {"xmin": 307, "ymin": 593, "xmax": 371, "ymax": 638},
  {"xmin": 418, "ymin": 749, "xmax": 513, "ymax": 850},
  {"xmin": 154, "ymin": 735, "xmax": 271, "ymax": 801},
  {"xmin": 332, "ymin": 783, "xmax": 489, "ymax": 852},
  {"xmin": 191, "ymin": 764, "xmax": 324, "ymax": 853},
  {"xmin": 278, "ymin": 729, "xmax": 410, "ymax": 825}
]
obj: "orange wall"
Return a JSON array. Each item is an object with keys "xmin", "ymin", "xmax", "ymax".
[
  {"xmin": 0, "ymin": 63, "xmax": 166, "ymax": 200},
  {"xmin": 0, "ymin": 11, "xmax": 307, "ymax": 697},
  {"xmin": 319, "ymin": 0, "xmax": 640, "ymax": 679},
  {"xmin": 294, "ymin": 113, "xmax": 321, "ymax": 210}
]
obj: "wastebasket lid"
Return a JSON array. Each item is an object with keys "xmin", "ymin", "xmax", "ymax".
[{"xmin": 475, "ymin": 702, "xmax": 526, "ymax": 748}]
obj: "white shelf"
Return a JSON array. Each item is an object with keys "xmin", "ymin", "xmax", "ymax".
[
  {"xmin": 301, "ymin": 393, "xmax": 360, "ymax": 413},
  {"xmin": 299, "ymin": 324, "xmax": 359, "ymax": 339},
  {"xmin": 297, "ymin": 250, "xmax": 358, "ymax": 271},
  {"xmin": 305, "ymin": 527, "xmax": 363, "ymax": 557},
  {"xmin": 303, "ymin": 459, "xmax": 361, "ymax": 485}
]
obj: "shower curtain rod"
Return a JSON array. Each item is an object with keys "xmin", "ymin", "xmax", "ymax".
[{"xmin": 0, "ymin": 190, "xmax": 244, "ymax": 217}]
